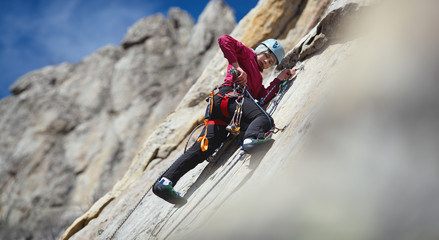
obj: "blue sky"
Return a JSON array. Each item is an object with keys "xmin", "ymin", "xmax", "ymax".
[{"xmin": 0, "ymin": 0, "xmax": 258, "ymax": 99}]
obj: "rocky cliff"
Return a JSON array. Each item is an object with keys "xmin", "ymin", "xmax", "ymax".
[
  {"xmin": 3, "ymin": 0, "xmax": 439, "ymax": 239},
  {"xmin": 62, "ymin": 0, "xmax": 439, "ymax": 239},
  {"xmin": 62, "ymin": 0, "xmax": 367, "ymax": 239},
  {"xmin": 0, "ymin": 1, "xmax": 235, "ymax": 239}
]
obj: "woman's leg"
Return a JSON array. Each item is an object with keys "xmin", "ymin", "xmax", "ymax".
[
  {"xmin": 239, "ymin": 97, "xmax": 273, "ymax": 140},
  {"xmin": 159, "ymin": 85, "xmax": 235, "ymax": 186},
  {"xmin": 162, "ymin": 122, "xmax": 228, "ymax": 185}
]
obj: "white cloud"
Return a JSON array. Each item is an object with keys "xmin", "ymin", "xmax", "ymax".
[
  {"xmin": 33, "ymin": 0, "xmax": 161, "ymax": 62},
  {"xmin": 0, "ymin": 0, "xmax": 164, "ymax": 96}
]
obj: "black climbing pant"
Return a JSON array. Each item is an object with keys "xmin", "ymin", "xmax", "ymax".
[{"xmin": 162, "ymin": 85, "xmax": 273, "ymax": 185}]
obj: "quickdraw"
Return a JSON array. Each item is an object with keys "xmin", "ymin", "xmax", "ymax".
[
  {"xmin": 226, "ymin": 85, "xmax": 245, "ymax": 136},
  {"xmin": 224, "ymin": 67, "xmax": 244, "ymax": 136}
]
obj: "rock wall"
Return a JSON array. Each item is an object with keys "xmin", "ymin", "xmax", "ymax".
[
  {"xmin": 0, "ymin": 1, "xmax": 235, "ymax": 239},
  {"xmin": 61, "ymin": 0, "xmax": 336, "ymax": 239},
  {"xmin": 63, "ymin": 0, "xmax": 439, "ymax": 239},
  {"xmin": 2, "ymin": 0, "xmax": 438, "ymax": 239}
]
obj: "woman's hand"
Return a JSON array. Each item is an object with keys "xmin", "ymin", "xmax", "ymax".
[
  {"xmin": 230, "ymin": 62, "xmax": 247, "ymax": 86},
  {"xmin": 277, "ymin": 69, "xmax": 296, "ymax": 80},
  {"xmin": 235, "ymin": 66, "xmax": 247, "ymax": 85}
]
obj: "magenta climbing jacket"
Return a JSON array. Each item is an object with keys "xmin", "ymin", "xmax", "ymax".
[{"xmin": 218, "ymin": 35, "xmax": 281, "ymax": 102}]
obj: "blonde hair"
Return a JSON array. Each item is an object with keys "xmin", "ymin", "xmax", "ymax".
[
  {"xmin": 254, "ymin": 44, "xmax": 269, "ymax": 55},
  {"xmin": 254, "ymin": 44, "xmax": 277, "ymax": 65}
]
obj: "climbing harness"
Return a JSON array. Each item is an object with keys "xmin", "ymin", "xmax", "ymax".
[{"xmin": 196, "ymin": 67, "xmax": 245, "ymax": 152}]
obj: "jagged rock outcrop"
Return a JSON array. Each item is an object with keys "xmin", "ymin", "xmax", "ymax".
[
  {"xmin": 3, "ymin": 0, "xmax": 438, "ymax": 239},
  {"xmin": 62, "ymin": 0, "xmax": 439, "ymax": 239},
  {"xmin": 0, "ymin": 1, "xmax": 235, "ymax": 239},
  {"xmin": 60, "ymin": 0, "xmax": 352, "ymax": 239}
]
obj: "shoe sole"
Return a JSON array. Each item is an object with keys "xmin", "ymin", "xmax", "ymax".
[
  {"xmin": 242, "ymin": 138, "xmax": 274, "ymax": 152},
  {"xmin": 153, "ymin": 183, "xmax": 187, "ymax": 205}
]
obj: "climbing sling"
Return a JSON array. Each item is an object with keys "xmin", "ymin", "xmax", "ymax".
[
  {"xmin": 197, "ymin": 83, "xmax": 245, "ymax": 152},
  {"xmin": 196, "ymin": 67, "xmax": 244, "ymax": 152},
  {"xmin": 197, "ymin": 119, "xmax": 228, "ymax": 151}
]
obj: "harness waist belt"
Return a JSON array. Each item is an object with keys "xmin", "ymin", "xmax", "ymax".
[
  {"xmin": 206, "ymin": 119, "xmax": 228, "ymax": 126},
  {"xmin": 217, "ymin": 91, "xmax": 237, "ymax": 119}
]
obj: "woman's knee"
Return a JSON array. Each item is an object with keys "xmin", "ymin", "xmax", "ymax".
[{"xmin": 256, "ymin": 113, "xmax": 271, "ymax": 126}]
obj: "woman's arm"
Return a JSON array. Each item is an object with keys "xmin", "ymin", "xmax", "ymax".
[
  {"xmin": 218, "ymin": 35, "xmax": 253, "ymax": 85},
  {"xmin": 218, "ymin": 35, "xmax": 252, "ymax": 64},
  {"xmin": 261, "ymin": 69, "xmax": 296, "ymax": 102}
]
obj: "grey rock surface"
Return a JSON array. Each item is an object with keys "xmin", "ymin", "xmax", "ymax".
[
  {"xmin": 3, "ymin": 0, "xmax": 438, "ymax": 239},
  {"xmin": 64, "ymin": 0, "xmax": 439, "ymax": 239},
  {"xmin": 0, "ymin": 2, "xmax": 235, "ymax": 239}
]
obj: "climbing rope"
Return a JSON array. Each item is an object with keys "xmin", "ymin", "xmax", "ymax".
[
  {"xmin": 241, "ymin": 64, "xmax": 305, "ymax": 135},
  {"xmin": 184, "ymin": 123, "xmax": 205, "ymax": 153},
  {"xmin": 163, "ymin": 150, "xmax": 247, "ymax": 240},
  {"xmin": 267, "ymin": 80, "xmax": 290, "ymax": 115},
  {"xmin": 107, "ymin": 184, "xmax": 152, "ymax": 239},
  {"xmin": 268, "ymin": 65, "xmax": 304, "ymax": 113},
  {"xmin": 259, "ymin": 80, "xmax": 282, "ymax": 106}
]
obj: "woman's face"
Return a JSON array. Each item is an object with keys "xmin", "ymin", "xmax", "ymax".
[{"xmin": 257, "ymin": 52, "xmax": 276, "ymax": 69}]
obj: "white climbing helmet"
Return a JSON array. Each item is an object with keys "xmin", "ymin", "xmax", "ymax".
[{"xmin": 259, "ymin": 39, "xmax": 284, "ymax": 64}]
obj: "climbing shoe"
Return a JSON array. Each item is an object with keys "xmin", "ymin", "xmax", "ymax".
[
  {"xmin": 242, "ymin": 136, "xmax": 273, "ymax": 152},
  {"xmin": 152, "ymin": 178, "xmax": 187, "ymax": 205}
]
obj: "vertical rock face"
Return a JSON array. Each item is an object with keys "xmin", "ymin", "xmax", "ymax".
[
  {"xmin": 60, "ymin": 0, "xmax": 338, "ymax": 239},
  {"xmin": 61, "ymin": 0, "xmax": 439, "ymax": 239},
  {"xmin": 3, "ymin": 0, "xmax": 439, "ymax": 239},
  {"xmin": 0, "ymin": 1, "xmax": 235, "ymax": 239}
]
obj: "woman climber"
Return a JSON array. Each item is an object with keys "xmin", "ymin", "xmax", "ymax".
[{"xmin": 153, "ymin": 35, "xmax": 296, "ymax": 205}]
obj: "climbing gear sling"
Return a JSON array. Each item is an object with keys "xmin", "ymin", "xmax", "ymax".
[
  {"xmin": 225, "ymin": 85, "xmax": 246, "ymax": 136},
  {"xmin": 196, "ymin": 67, "xmax": 245, "ymax": 152}
]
